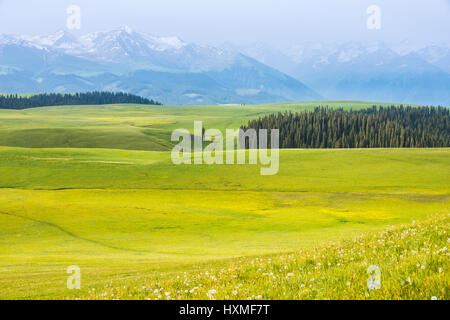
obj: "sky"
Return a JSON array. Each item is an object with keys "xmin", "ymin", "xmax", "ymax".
[{"xmin": 0, "ymin": 0, "xmax": 449, "ymax": 48}]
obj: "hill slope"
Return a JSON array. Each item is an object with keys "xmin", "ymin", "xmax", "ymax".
[
  {"xmin": 0, "ymin": 101, "xmax": 419, "ymax": 151},
  {"xmin": 0, "ymin": 147, "xmax": 448, "ymax": 299},
  {"xmin": 82, "ymin": 214, "xmax": 449, "ymax": 300}
]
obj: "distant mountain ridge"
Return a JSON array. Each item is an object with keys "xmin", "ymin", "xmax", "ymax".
[
  {"xmin": 0, "ymin": 27, "xmax": 320, "ymax": 105},
  {"xmin": 1, "ymin": 28, "xmax": 449, "ymax": 106},
  {"xmin": 233, "ymin": 41, "xmax": 450, "ymax": 106}
]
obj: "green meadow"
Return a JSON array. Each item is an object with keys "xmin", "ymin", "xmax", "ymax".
[
  {"xmin": 0, "ymin": 101, "xmax": 448, "ymax": 299},
  {"xmin": 0, "ymin": 101, "xmax": 417, "ymax": 151}
]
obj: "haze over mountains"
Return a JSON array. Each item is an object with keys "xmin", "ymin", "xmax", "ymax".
[
  {"xmin": 1, "ymin": 27, "xmax": 449, "ymax": 106},
  {"xmin": 235, "ymin": 41, "xmax": 450, "ymax": 106},
  {"xmin": 0, "ymin": 27, "xmax": 319, "ymax": 105}
]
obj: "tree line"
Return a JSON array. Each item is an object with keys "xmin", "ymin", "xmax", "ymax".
[
  {"xmin": 0, "ymin": 92, "xmax": 162, "ymax": 109},
  {"xmin": 241, "ymin": 105, "xmax": 449, "ymax": 148}
]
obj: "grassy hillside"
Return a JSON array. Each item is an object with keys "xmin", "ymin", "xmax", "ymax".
[
  {"xmin": 0, "ymin": 101, "xmax": 447, "ymax": 299},
  {"xmin": 82, "ymin": 214, "xmax": 449, "ymax": 300},
  {"xmin": 0, "ymin": 101, "xmax": 419, "ymax": 151},
  {"xmin": 0, "ymin": 147, "xmax": 448, "ymax": 299}
]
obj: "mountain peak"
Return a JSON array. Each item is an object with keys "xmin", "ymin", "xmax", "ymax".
[
  {"xmin": 111, "ymin": 26, "xmax": 135, "ymax": 36},
  {"xmin": 22, "ymin": 29, "xmax": 79, "ymax": 49},
  {"xmin": 52, "ymin": 29, "xmax": 78, "ymax": 47},
  {"xmin": 120, "ymin": 26, "xmax": 134, "ymax": 34}
]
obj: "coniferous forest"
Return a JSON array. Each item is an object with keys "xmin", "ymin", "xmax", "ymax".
[
  {"xmin": 241, "ymin": 106, "xmax": 450, "ymax": 148},
  {"xmin": 0, "ymin": 92, "xmax": 162, "ymax": 110}
]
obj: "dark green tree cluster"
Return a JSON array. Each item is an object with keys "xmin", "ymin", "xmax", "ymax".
[
  {"xmin": 241, "ymin": 106, "xmax": 449, "ymax": 148},
  {"xmin": 0, "ymin": 92, "xmax": 162, "ymax": 109}
]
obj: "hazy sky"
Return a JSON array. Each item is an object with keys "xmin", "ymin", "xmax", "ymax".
[{"xmin": 0, "ymin": 0, "xmax": 449, "ymax": 47}]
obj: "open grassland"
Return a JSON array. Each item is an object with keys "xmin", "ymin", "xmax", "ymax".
[
  {"xmin": 0, "ymin": 102, "xmax": 448, "ymax": 299},
  {"xmin": 81, "ymin": 214, "xmax": 450, "ymax": 300},
  {"xmin": 0, "ymin": 100, "xmax": 418, "ymax": 151},
  {"xmin": 0, "ymin": 147, "xmax": 448, "ymax": 299}
]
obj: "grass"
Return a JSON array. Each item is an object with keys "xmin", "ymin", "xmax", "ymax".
[
  {"xmin": 0, "ymin": 100, "xmax": 417, "ymax": 151},
  {"xmin": 0, "ymin": 147, "xmax": 448, "ymax": 299},
  {"xmin": 80, "ymin": 214, "xmax": 449, "ymax": 300},
  {"xmin": 0, "ymin": 101, "xmax": 448, "ymax": 299}
]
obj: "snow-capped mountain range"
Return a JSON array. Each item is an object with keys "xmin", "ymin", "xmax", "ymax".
[
  {"xmin": 0, "ymin": 27, "xmax": 320, "ymax": 105},
  {"xmin": 2, "ymin": 27, "xmax": 242, "ymax": 73},
  {"xmin": 1, "ymin": 27, "xmax": 449, "ymax": 106},
  {"xmin": 234, "ymin": 41, "xmax": 450, "ymax": 106}
]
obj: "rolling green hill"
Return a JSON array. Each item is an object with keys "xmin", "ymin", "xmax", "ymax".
[
  {"xmin": 0, "ymin": 101, "xmax": 419, "ymax": 151},
  {"xmin": 0, "ymin": 146, "xmax": 448, "ymax": 299},
  {"xmin": 0, "ymin": 101, "xmax": 447, "ymax": 299}
]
